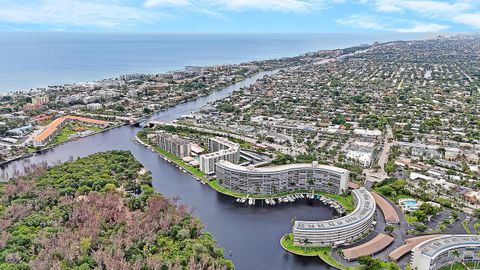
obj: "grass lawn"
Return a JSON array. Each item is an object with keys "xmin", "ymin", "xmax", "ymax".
[
  {"xmin": 137, "ymin": 132, "xmax": 207, "ymax": 181},
  {"xmin": 26, "ymin": 146, "xmax": 39, "ymax": 153},
  {"xmin": 280, "ymin": 234, "xmax": 327, "ymax": 256},
  {"xmin": 474, "ymin": 221, "xmax": 480, "ymax": 232},
  {"xmin": 230, "ymin": 138, "xmax": 253, "ymax": 149},
  {"xmin": 372, "ymin": 187, "xmax": 411, "ymax": 201},
  {"xmin": 140, "ymin": 128, "xmax": 354, "ymax": 210},
  {"xmin": 152, "ymin": 145, "xmax": 207, "ymax": 180},
  {"xmin": 396, "ymin": 194, "xmax": 413, "ymax": 200},
  {"xmin": 208, "ymin": 181, "xmax": 323, "ymax": 200},
  {"xmin": 49, "ymin": 123, "xmax": 103, "ymax": 146},
  {"xmin": 208, "ymin": 180, "xmax": 248, "ymax": 198},
  {"xmin": 207, "ymin": 180, "xmax": 355, "ymax": 205},
  {"xmin": 405, "ymin": 213, "xmax": 417, "ymax": 224},
  {"xmin": 315, "ymin": 191, "xmax": 355, "ymax": 212},
  {"xmin": 281, "ymin": 234, "xmax": 361, "ymax": 270},
  {"xmin": 462, "ymin": 220, "xmax": 472, "ymax": 234},
  {"xmin": 438, "ymin": 262, "xmax": 470, "ymax": 270}
]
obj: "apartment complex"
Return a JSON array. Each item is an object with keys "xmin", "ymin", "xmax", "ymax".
[
  {"xmin": 411, "ymin": 235, "xmax": 480, "ymax": 270},
  {"xmin": 32, "ymin": 96, "xmax": 49, "ymax": 106},
  {"xmin": 200, "ymin": 137, "xmax": 240, "ymax": 175},
  {"xmin": 215, "ymin": 160, "xmax": 348, "ymax": 195},
  {"xmin": 293, "ymin": 188, "xmax": 375, "ymax": 247},
  {"xmin": 33, "ymin": 116, "xmax": 109, "ymax": 147},
  {"xmin": 156, "ymin": 132, "xmax": 191, "ymax": 158}
]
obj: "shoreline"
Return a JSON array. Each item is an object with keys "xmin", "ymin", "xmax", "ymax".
[
  {"xmin": 0, "ymin": 33, "xmax": 390, "ymax": 94},
  {"xmin": 0, "ymin": 123, "xmax": 124, "ymax": 168},
  {"xmin": 1, "ymin": 52, "xmax": 274, "ymax": 94},
  {"xmin": 134, "ymin": 130, "xmax": 354, "ymax": 213},
  {"xmin": 0, "ymin": 32, "xmax": 425, "ymax": 94},
  {"xmin": 280, "ymin": 234, "xmax": 359, "ymax": 270},
  {"xmin": 0, "ymin": 70, "xmax": 265, "ymax": 169}
]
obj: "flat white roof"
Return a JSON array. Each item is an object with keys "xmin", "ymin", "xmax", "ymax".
[
  {"xmin": 217, "ymin": 160, "xmax": 349, "ymax": 175},
  {"xmin": 201, "ymin": 148, "xmax": 238, "ymax": 158},
  {"xmin": 414, "ymin": 235, "xmax": 480, "ymax": 258},
  {"xmin": 294, "ymin": 188, "xmax": 375, "ymax": 230},
  {"xmin": 354, "ymin": 129, "xmax": 382, "ymax": 136}
]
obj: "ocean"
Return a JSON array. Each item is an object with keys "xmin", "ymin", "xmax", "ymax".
[{"xmin": 0, "ymin": 32, "xmax": 436, "ymax": 92}]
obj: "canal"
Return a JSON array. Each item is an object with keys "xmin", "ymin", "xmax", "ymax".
[{"xmin": 0, "ymin": 71, "xmax": 335, "ymax": 270}]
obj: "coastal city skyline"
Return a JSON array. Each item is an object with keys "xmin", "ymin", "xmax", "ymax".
[
  {"xmin": 2, "ymin": 35, "xmax": 480, "ymax": 270},
  {"xmin": 1, "ymin": 2, "xmax": 480, "ymax": 270},
  {"xmin": 0, "ymin": 0, "xmax": 479, "ymax": 33}
]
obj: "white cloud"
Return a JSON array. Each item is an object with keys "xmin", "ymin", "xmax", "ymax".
[
  {"xmin": 145, "ymin": 0, "xmax": 190, "ymax": 8},
  {"xmin": 372, "ymin": 0, "xmax": 472, "ymax": 15},
  {"xmin": 337, "ymin": 14, "xmax": 386, "ymax": 30},
  {"xmin": 145, "ymin": 0, "xmax": 326, "ymax": 12},
  {"xmin": 396, "ymin": 22, "xmax": 449, "ymax": 33},
  {"xmin": 211, "ymin": 0, "xmax": 316, "ymax": 12},
  {"xmin": 363, "ymin": 0, "xmax": 480, "ymax": 29},
  {"xmin": 338, "ymin": 14, "xmax": 449, "ymax": 32},
  {"xmin": 453, "ymin": 12, "xmax": 480, "ymax": 28},
  {"xmin": 0, "ymin": 0, "xmax": 161, "ymax": 29}
]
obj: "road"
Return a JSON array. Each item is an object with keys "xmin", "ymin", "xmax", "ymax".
[{"xmin": 364, "ymin": 125, "xmax": 394, "ymax": 183}]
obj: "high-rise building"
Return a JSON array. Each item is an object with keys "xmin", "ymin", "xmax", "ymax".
[
  {"xmin": 199, "ymin": 137, "xmax": 239, "ymax": 175},
  {"xmin": 157, "ymin": 132, "xmax": 191, "ymax": 159}
]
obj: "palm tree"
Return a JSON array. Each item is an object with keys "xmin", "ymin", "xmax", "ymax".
[
  {"xmin": 451, "ymin": 249, "xmax": 461, "ymax": 270},
  {"xmin": 291, "ymin": 217, "xmax": 297, "ymax": 226},
  {"xmin": 476, "ymin": 250, "xmax": 480, "ymax": 269},
  {"xmin": 302, "ymin": 238, "xmax": 312, "ymax": 252}
]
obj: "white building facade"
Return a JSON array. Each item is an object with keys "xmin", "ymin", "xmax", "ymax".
[
  {"xmin": 200, "ymin": 137, "xmax": 240, "ymax": 175},
  {"xmin": 293, "ymin": 188, "xmax": 375, "ymax": 247},
  {"xmin": 215, "ymin": 161, "xmax": 349, "ymax": 195},
  {"xmin": 411, "ymin": 235, "xmax": 480, "ymax": 270}
]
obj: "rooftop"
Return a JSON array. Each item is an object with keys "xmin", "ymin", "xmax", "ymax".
[
  {"xmin": 201, "ymin": 148, "xmax": 238, "ymax": 158},
  {"xmin": 34, "ymin": 116, "xmax": 108, "ymax": 142},
  {"xmin": 413, "ymin": 235, "xmax": 480, "ymax": 259},
  {"xmin": 371, "ymin": 192, "xmax": 400, "ymax": 224},
  {"xmin": 217, "ymin": 160, "xmax": 349, "ymax": 175},
  {"xmin": 388, "ymin": 235, "xmax": 446, "ymax": 261},
  {"xmin": 210, "ymin": 136, "xmax": 240, "ymax": 149},
  {"xmin": 343, "ymin": 233, "xmax": 394, "ymax": 260},
  {"xmin": 294, "ymin": 188, "xmax": 375, "ymax": 231}
]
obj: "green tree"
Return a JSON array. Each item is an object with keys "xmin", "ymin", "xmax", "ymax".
[
  {"xmin": 413, "ymin": 210, "xmax": 427, "ymax": 222},
  {"xmin": 301, "ymin": 238, "xmax": 312, "ymax": 252},
  {"xmin": 357, "ymin": 255, "xmax": 383, "ymax": 270},
  {"xmin": 384, "ymin": 225, "xmax": 396, "ymax": 235},
  {"xmin": 451, "ymin": 249, "xmax": 461, "ymax": 270}
]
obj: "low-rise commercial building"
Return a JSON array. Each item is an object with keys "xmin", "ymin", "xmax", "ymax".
[
  {"xmin": 215, "ymin": 160, "xmax": 348, "ymax": 195},
  {"xmin": 33, "ymin": 116, "xmax": 108, "ymax": 147},
  {"xmin": 411, "ymin": 235, "xmax": 480, "ymax": 270},
  {"xmin": 293, "ymin": 188, "xmax": 375, "ymax": 247}
]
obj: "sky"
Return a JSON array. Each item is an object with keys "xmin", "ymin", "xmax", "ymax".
[{"xmin": 0, "ymin": 0, "xmax": 479, "ymax": 33}]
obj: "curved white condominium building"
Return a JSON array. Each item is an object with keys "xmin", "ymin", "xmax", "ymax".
[
  {"xmin": 293, "ymin": 188, "xmax": 375, "ymax": 247},
  {"xmin": 215, "ymin": 160, "xmax": 349, "ymax": 195},
  {"xmin": 411, "ymin": 235, "xmax": 480, "ymax": 270}
]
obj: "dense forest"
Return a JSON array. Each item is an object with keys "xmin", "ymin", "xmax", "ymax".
[{"xmin": 0, "ymin": 151, "xmax": 234, "ymax": 270}]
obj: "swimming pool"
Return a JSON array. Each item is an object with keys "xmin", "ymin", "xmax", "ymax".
[{"xmin": 402, "ymin": 200, "xmax": 418, "ymax": 206}]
